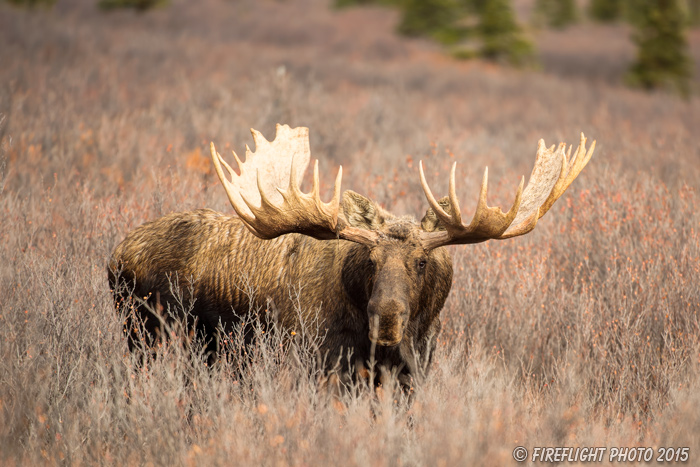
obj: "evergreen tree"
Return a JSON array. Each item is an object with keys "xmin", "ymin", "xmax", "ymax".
[
  {"xmin": 535, "ymin": 0, "xmax": 578, "ymax": 29},
  {"xmin": 460, "ymin": 0, "xmax": 487, "ymax": 14},
  {"xmin": 627, "ymin": 0, "xmax": 693, "ymax": 97},
  {"xmin": 588, "ymin": 0, "xmax": 625, "ymax": 22},
  {"xmin": 396, "ymin": 0, "xmax": 465, "ymax": 44},
  {"xmin": 478, "ymin": 0, "xmax": 535, "ymax": 66},
  {"xmin": 98, "ymin": 0, "xmax": 167, "ymax": 11}
]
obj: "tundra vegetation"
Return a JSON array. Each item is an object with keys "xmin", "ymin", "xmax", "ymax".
[{"xmin": 1, "ymin": 0, "xmax": 700, "ymax": 465}]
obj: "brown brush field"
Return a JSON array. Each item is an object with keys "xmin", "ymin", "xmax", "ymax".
[{"xmin": 1, "ymin": 0, "xmax": 700, "ymax": 464}]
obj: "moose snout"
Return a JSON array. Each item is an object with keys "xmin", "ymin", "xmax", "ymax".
[{"xmin": 367, "ymin": 298, "xmax": 407, "ymax": 347}]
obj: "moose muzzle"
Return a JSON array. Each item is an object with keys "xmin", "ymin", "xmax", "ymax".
[{"xmin": 367, "ymin": 297, "xmax": 408, "ymax": 347}]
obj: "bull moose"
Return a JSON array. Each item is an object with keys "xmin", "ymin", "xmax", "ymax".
[{"xmin": 108, "ymin": 124, "xmax": 594, "ymax": 382}]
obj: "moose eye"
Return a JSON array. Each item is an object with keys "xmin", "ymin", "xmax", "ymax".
[
  {"xmin": 368, "ymin": 258, "xmax": 376, "ymax": 269},
  {"xmin": 418, "ymin": 259, "xmax": 427, "ymax": 270}
]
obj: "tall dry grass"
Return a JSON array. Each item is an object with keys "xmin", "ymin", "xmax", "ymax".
[{"xmin": 1, "ymin": 0, "xmax": 699, "ymax": 464}]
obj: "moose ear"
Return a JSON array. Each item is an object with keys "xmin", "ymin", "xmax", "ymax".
[
  {"xmin": 420, "ymin": 196, "xmax": 453, "ymax": 232},
  {"xmin": 342, "ymin": 190, "xmax": 390, "ymax": 230}
]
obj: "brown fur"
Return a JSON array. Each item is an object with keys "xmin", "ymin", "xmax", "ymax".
[{"xmin": 108, "ymin": 191, "xmax": 453, "ymax": 382}]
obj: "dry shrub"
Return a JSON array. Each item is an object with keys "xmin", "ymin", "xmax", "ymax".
[{"xmin": 1, "ymin": 0, "xmax": 699, "ymax": 464}]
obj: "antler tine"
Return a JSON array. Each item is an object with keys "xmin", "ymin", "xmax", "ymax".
[
  {"xmin": 448, "ymin": 162, "xmax": 463, "ymax": 225},
  {"xmin": 419, "ymin": 161, "xmax": 451, "ymax": 225},
  {"xmin": 420, "ymin": 133, "xmax": 594, "ymax": 250},
  {"xmin": 210, "ymin": 142, "xmax": 255, "ymax": 226},
  {"xmin": 503, "ymin": 174, "xmax": 525, "ymax": 223},
  {"xmin": 224, "ymin": 148, "xmax": 244, "ymax": 177},
  {"xmin": 312, "ymin": 159, "xmax": 322, "ymax": 202},
  {"xmin": 289, "ymin": 153, "xmax": 301, "ymax": 196},
  {"xmin": 218, "ymin": 149, "xmax": 238, "ymax": 179},
  {"xmin": 255, "ymin": 169, "xmax": 276, "ymax": 211},
  {"xmin": 472, "ymin": 167, "xmax": 490, "ymax": 228},
  {"xmin": 331, "ymin": 165, "xmax": 343, "ymax": 210}
]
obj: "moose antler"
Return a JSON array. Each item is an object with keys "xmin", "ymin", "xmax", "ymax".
[
  {"xmin": 210, "ymin": 124, "xmax": 379, "ymax": 244},
  {"xmin": 419, "ymin": 133, "xmax": 595, "ymax": 250}
]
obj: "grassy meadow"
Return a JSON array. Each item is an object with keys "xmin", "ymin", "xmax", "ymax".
[{"xmin": 1, "ymin": 0, "xmax": 700, "ymax": 464}]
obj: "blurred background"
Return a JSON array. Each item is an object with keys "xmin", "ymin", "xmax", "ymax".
[{"xmin": 1, "ymin": 0, "xmax": 699, "ymax": 198}]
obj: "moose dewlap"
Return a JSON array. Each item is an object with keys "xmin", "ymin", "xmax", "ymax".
[{"xmin": 108, "ymin": 124, "xmax": 594, "ymax": 383}]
